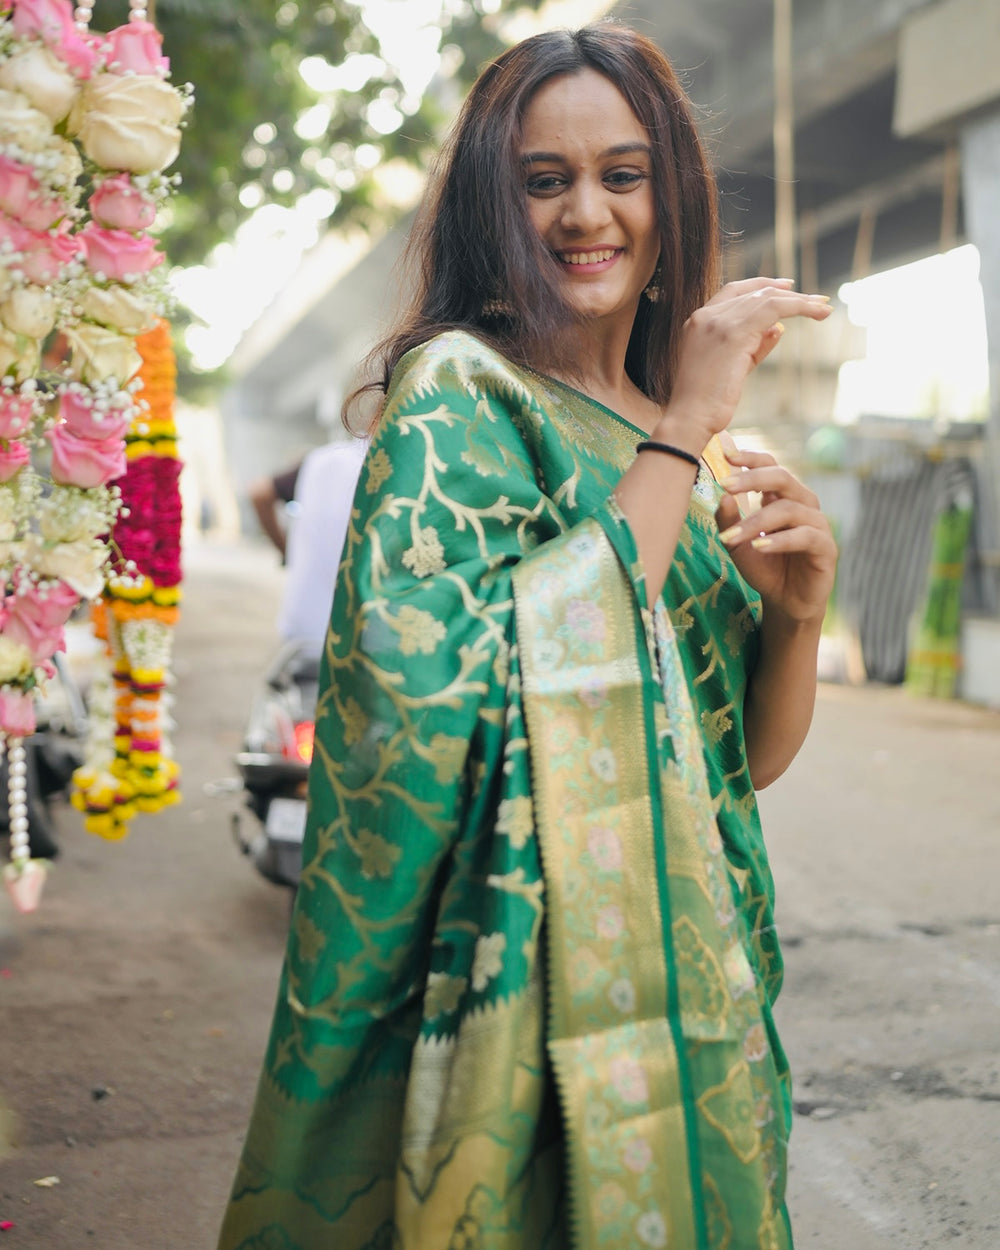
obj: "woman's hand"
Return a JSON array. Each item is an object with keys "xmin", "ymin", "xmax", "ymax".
[
  {"xmin": 656, "ymin": 278, "xmax": 833, "ymax": 449},
  {"xmin": 715, "ymin": 438, "xmax": 837, "ymax": 626}
]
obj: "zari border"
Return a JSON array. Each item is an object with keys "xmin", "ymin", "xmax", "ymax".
[{"xmin": 513, "ymin": 517, "xmax": 704, "ymax": 1250}]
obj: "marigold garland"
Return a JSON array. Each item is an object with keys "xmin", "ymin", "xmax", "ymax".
[{"xmin": 71, "ymin": 317, "xmax": 182, "ymax": 839}]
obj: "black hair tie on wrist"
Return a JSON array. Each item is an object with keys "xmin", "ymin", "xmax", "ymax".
[{"xmin": 635, "ymin": 440, "xmax": 700, "ymax": 470}]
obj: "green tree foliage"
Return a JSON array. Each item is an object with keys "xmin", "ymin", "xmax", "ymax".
[{"xmin": 97, "ymin": 0, "xmax": 543, "ymax": 267}]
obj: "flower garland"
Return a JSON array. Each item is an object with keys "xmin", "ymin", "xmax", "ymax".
[
  {"xmin": 71, "ymin": 317, "xmax": 182, "ymax": 839},
  {"xmin": 0, "ymin": 0, "xmax": 187, "ymax": 912}
]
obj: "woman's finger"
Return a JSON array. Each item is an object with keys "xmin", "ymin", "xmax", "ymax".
[
  {"xmin": 719, "ymin": 498, "xmax": 831, "ymax": 547},
  {"xmin": 720, "ymin": 465, "xmax": 819, "ymax": 508},
  {"xmin": 720, "ymin": 445, "xmax": 778, "ymax": 470},
  {"xmin": 744, "ymin": 525, "xmax": 838, "ymax": 558},
  {"xmin": 751, "ymin": 322, "xmax": 785, "ymax": 367},
  {"xmin": 704, "ymin": 276, "xmax": 796, "ymax": 307}
]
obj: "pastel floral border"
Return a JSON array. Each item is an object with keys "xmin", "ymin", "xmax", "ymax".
[{"xmin": 0, "ymin": 0, "xmax": 188, "ymax": 911}]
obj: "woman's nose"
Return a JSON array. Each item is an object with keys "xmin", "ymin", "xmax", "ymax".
[{"xmin": 559, "ymin": 179, "xmax": 612, "ymax": 233}]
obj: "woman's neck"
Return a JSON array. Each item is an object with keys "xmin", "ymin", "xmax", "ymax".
[{"xmin": 541, "ymin": 326, "xmax": 662, "ymax": 433}]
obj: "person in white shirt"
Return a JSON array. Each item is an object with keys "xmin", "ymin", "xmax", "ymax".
[{"xmin": 277, "ymin": 436, "xmax": 368, "ymax": 657}]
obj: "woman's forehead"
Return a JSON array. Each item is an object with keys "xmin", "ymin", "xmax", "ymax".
[{"xmin": 520, "ymin": 69, "xmax": 646, "ymax": 153}]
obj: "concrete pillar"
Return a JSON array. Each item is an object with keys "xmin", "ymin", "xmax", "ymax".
[{"xmin": 960, "ymin": 106, "xmax": 1000, "ymax": 610}]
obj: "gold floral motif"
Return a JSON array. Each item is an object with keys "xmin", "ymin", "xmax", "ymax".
[
  {"xmin": 402, "ymin": 524, "xmax": 447, "ymax": 578},
  {"xmin": 471, "ymin": 932, "xmax": 507, "ymax": 991},
  {"xmin": 673, "ymin": 915, "xmax": 729, "ymax": 1031},
  {"xmin": 354, "ymin": 828, "xmax": 401, "ymax": 879},
  {"xmin": 697, "ymin": 1061, "xmax": 763, "ymax": 1164},
  {"xmin": 702, "ymin": 1175, "xmax": 734, "ymax": 1250},
  {"xmin": 340, "ymin": 695, "xmax": 368, "ymax": 746},
  {"xmin": 365, "ymin": 446, "xmax": 392, "ymax": 494},
  {"xmin": 701, "ymin": 701, "xmax": 734, "ymax": 748},
  {"xmin": 425, "ymin": 733, "xmax": 468, "ymax": 784},
  {"xmin": 724, "ymin": 605, "xmax": 756, "ymax": 657},
  {"xmin": 392, "ymin": 603, "xmax": 446, "ymax": 656},
  {"xmin": 293, "ymin": 908, "xmax": 327, "ymax": 964},
  {"xmin": 424, "ymin": 972, "xmax": 468, "ymax": 1017},
  {"xmin": 495, "ymin": 795, "xmax": 533, "ymax": 848}
]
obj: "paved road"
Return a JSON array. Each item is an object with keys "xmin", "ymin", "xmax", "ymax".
[{"xmin": 0, "ymin": 537, "xmax": 998, "ymax": 1248}]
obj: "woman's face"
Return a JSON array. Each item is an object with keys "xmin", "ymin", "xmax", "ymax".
[{"xmin": 520, "ymin": 68, "xmax": 660, "ymax": 338}]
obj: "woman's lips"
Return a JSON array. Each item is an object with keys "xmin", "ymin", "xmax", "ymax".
[{"xmin": 555, "ymin": 247, "xmax": 623, "ymax": 272}]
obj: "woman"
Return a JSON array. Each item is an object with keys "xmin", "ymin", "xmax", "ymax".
[{"xmin": 219, "ymin": 22, "xmax": 835, "ymax": 1250}]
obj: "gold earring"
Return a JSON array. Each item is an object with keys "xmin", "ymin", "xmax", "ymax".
[{"xmin": 644, "ymin": 270, "xmax": 661, "ymax": 302}]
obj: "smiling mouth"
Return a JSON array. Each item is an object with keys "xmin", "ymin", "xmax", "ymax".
[{"xmin": 556, "ymin": 248, "xmax": 621, "ymax": 265}]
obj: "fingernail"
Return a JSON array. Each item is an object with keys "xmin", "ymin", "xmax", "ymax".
[
  {"xmin": 719, "ymin": 525, "xmax": 742, "ymax": 544},
  {"xmin": 774, "ymin": 321, "xmax": 785, "ymax": 335},
  {"xmin": 720, "ymin": 474, "xmax": 743, "ymax": 490},
  {"xmin": 809, "ymin": 294, "xmax": 831, "ymax": 303},
  {"xmin": 751, "ymin": 536, "xmax": 773, "ymax": 550}
]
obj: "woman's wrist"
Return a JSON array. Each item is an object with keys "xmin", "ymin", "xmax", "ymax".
[{"xmin": 649, "ymin": 413, "xmax": 714, "ymax": 460}]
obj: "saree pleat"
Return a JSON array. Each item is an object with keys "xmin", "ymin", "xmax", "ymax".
[{"xmin": 218, "ymin": 331, "xmax": 792, "ymax": 1250}]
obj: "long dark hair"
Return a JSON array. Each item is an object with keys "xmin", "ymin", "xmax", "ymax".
[{"xmin": 347, "ymin": 21, "xmax": 720, "ymax": 432}]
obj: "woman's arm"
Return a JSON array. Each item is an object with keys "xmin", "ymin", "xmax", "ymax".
[
  {"xmin": 613, "ymin": 279, "xmax": 832, "ymax": 603},
  {"xmin": 713, "ymin": 442, "xmax": 838, "ymax": 788}
]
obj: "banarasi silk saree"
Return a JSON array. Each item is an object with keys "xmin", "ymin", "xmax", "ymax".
[{"xmin": 218, "ymin": 331, "xmax": 793, "ymax": 1250}]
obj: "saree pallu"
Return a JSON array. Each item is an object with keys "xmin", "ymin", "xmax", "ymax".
[{"xmin": 218, "ymin": 331, "xmax": 793, "ymax": 1250}]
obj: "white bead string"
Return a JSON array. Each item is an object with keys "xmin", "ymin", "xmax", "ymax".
[
  {"xmin": 74, "ymin": 0, "xmax": 152, "ymax": 34},
  {"xmin": 7, "ymin": 737, "xmax": 30, "ymax": 870},
  {"xmin": 73, "ymin": 0, "xmax": 96, "ymax": 33}
]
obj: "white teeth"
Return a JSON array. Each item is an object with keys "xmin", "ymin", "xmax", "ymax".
[{"xmin": 561, "ymin": 249, "xmax": 617, "ymax": 265}]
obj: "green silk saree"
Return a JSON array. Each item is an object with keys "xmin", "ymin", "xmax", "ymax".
[{"xmin": 218, "ymin": 331, "xmax": 793, "ymax": 1250}]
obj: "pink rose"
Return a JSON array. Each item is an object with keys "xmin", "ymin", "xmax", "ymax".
[
  {"xmin": 58, "ymin": 386, "xmax": 132, "ymax": 441},
  {"xmin": 0, "ymin": 441, "xmax": 30, "ymax": 481},
  {"xmin": 89, "ymin": 174, "xmax": 155, "ymax": 230},
  {"xmin": 104, "ymin": 20, "xmax": 169, "ymax": 76},
  {"xmin": 0, "ymin": 154, "xmax": 65, "ymax": 230},
  {"xmin": 0, "ymin": 688, "xmax": 36, "ymax": 738},
  {"xmin": 0, "ymin": 212, "xmax": 79, "ymax": 283},
  {"xmin": 2, "ymin": 578, "xmax": 78, "ymax": 663},
  {"xmin": 11, "ymin": 0, "xmax": 97, "ymax": 77},
  {"xmin": 0, "ymin": 391, "xmax": 36, "ymax": 440},
  {"xmin": 47, "ymin": 424, "xmax": 126, "ymax": 488},
  {"xmin": 78, "ymin": 223, "xmax": 163, "ymax": 281}
]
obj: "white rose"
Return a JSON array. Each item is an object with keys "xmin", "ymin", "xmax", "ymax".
[
  {"xmin": 0, "ymin": 635, "xmax": 34, "ymax": 684},
  {"xmin": 23, "ymin": 535, "xmax": 108, "ymax": 599},
  {"xmin": 0, "ymin": 88, "xmax": 55, "ymax": 153},
  {"xmin": 0, "ymin": 284, "xmax": 57, "ymax": 339},
  {"xmin": 79, "ymin": 284, "xmax": 158, "ymax": 336},
  {"xmin": 70, "ymin": 75, "xmax": 183, "ymax": 174},
  {"xmin": 63, "ymin": 322, "xmax": 142, "ymax": 387},
  {"xmin": 0, "ymin": 325, "xmax": 41, "ymax": 382},
  {"xmin": 0, "ymin": 46, "xmax": 80, "ymax": 123}
]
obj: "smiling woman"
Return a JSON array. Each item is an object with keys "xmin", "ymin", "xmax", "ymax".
[
  {"xmin": 218, "ymin": 21, "xmax": 836, "ymax": 1250},
  {"xmin": 520, "ymin": 73, "xmax": 660, "ymax": 334}
]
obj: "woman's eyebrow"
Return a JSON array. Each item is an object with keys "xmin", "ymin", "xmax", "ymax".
[{"xmin": 520, "ymin": 142, "xmax": 652, "ymax": 165}]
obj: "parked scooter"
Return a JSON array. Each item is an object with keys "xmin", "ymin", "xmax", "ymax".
[
  {"xmin": 0, "ymin": 651, "xmax": 87, "ymax": 859},
  {"xmin": 231, "ymin": 641, "xmax": 319, "ymax": 892}
]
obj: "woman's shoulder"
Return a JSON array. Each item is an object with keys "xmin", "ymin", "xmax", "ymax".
[{"xmin": 388, "ymin": 330, "xmax": 538, "ymax": 408}]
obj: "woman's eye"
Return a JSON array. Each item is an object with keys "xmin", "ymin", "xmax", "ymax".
[
  {"xmin": 605, "ymin": 169, "xmax": 648, "ymax": 189},
  {"xmin": 525, "ymin": 174, "xmax": 566, "ymax": 195}
]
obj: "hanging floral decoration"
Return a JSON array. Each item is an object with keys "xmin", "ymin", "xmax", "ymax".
[
  {"xmin": 71, "ymin": 317, "xmax": 182, "ymax": 839},
  {"xmin": 0, "ymin": 0, "xmax": 189, "ymax": 912}
]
